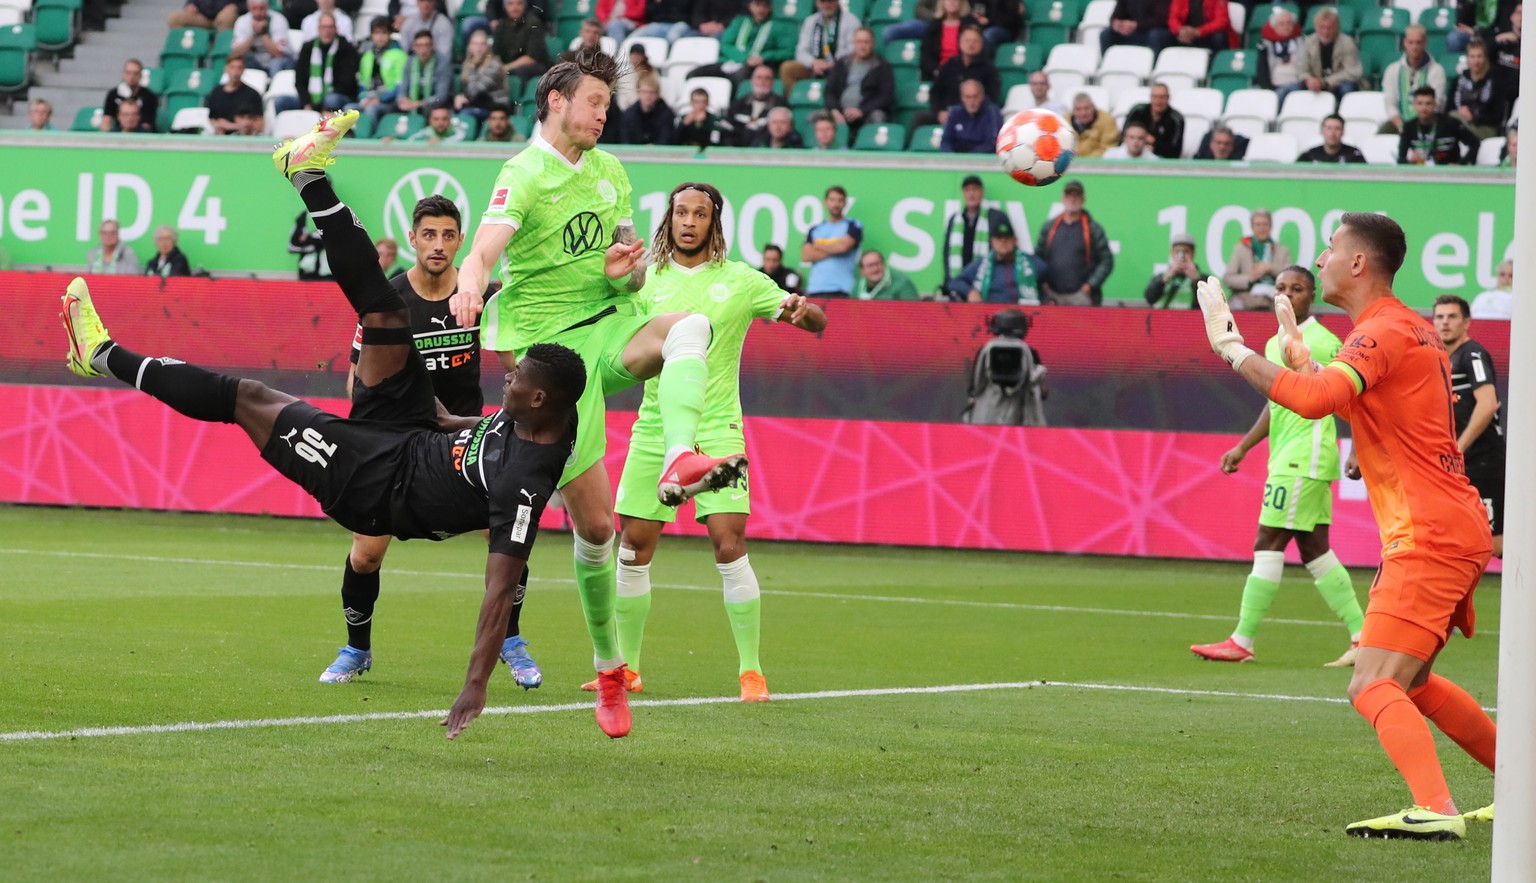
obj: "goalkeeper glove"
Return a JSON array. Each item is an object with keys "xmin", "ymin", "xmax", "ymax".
[
  {"xmin": 1195, "ymin": 275, "xmax": 1255, "ymax": 369},
  {"xmin": 1275, "ymin": 294, "xmax": 1318, "ymax": 374}
]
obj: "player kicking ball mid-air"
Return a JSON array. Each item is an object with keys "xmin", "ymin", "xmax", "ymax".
[
  {"xmin": 585, "ymin": 182, "xmax": 826, "ymax": 701},
  {"xmin": 447, "ymin": 51, "xmax": 748, "ymax": 737},
  {"xmin": 321, "ymin": 194, "xmax": 544, "ymax": 691},
  {"xmin": 58, "ymin": 114, "xmax": 588, "ymax": 741},
  {"xmin": 1190, "ymin": 265, "xmax": 1364, "ymax": 667},
  {"xmin": 1196, "ymin": 213, "xmax": 1496, "ymax": 840}
]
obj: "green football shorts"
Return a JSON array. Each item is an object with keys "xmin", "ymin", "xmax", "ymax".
[
  {"xmin": 1257, "ymin": 475, "xmax": 1333, "ymax": 532},
  {"xmin": 615, "ymin": 435, "xmax": 750, "ymax": 523},
  {"xmin": 547, "ymin": 309, "xmax": 652, "ymax": 486}
]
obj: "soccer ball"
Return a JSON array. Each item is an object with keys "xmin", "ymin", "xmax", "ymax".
[{"xmin": 996, "ymin": 109, "xmax": 1075, "ymax": 187}]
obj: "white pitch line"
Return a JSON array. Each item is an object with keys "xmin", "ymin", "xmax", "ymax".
[
  {"xmin": 0, "ymin": 680, "xmax": 1495, "ymax": 743},
  {"xmin": 0, "ymin": 548, "xmax": 1423, "ymax": 632}
]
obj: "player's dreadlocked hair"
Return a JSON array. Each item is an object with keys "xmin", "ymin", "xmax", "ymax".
[
  {"xmin": 535, "ymin": 50, "xmax": 620, "ymax": 123},
  {"xmin": 650, "ymin": 182, "xmax": 727, "ymax": 271},
  {"xmin": 521, "ymin": 343, "xmax": 587, "ymax": 409}
]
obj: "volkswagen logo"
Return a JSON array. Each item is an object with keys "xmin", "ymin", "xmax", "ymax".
[
  {"xmin": 384, "ymin": 168, "xmax": 470, "ymax": 259},
  {"xmin": 563, "ymin": 212, "xmax": 605, "ymax": 256}
]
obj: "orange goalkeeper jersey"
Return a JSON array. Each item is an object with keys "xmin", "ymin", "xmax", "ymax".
[{"xmin": 1271, "ymin": 296, "xmax": 1491, "ymax": 558}]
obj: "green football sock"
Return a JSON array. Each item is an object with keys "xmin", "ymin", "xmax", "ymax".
[
  {"xmin": 1307, "ymin": 551, "xmax": 1365, "ymax": 638},
  {"xmin": 1234, "ymin": 550, "xmax": 1286, "ymax": 644},
  {"xmin": 657, "ymin": 355, "xmax": 707, "ymax": 456},
  {"xmin": 572, "ymin": 534, "xmax": 620, "ymax": 666},
  {"xmin": 719, "ymin": 556, "xmax": 762, "ymax": 674},
  {"xmin": 615, "ymin": 561, "xmax": 653, "ymax": 672}
]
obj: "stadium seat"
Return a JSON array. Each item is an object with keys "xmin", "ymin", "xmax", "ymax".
[
  {"xmin": 1002, "ymin": 82, "xmax": 1035, "ymax": 112},
  {"xmin": 33, "ymin": 0, "xmax": 81, "ymax": 60},
  {"xmin": 1417, "ymin": 5, "xmax": 1456, "ymax": 46},
  {"xmin": 272, "ymin": 108, "xmax": 320, "ymax": 139},
  {"xmin": 1362, "ymin": 132, "xmax": 1399, "ymax": 163},
  {"xmin": 450, "ymin": 114, "xmax": 480, "ymax": 140},
  {"xmin": 169, "ymin": 106, "xmax": 213, "ymax": 134},
  {"xmin": 866, "ymin": 0, "xmax": 919, "ymax": 27},
  {"xmin": 1059, "ymin": 82, "xmax": 1109, "ymax": 110},
  {"xmin": 0, "ymin": 22, "xmax": 35, "ymax": 98},
  {"xmin": 1304, "ymin": 5, "xmax": 1356, "ymax": 35},
  {"xmin": 1208, "ymin": 49, "xmax": 1256, "ymax": 97},
  {"xmin": 881, "ymin": 38, "xmax": 922, "ymax": 70},
  {"xmin": 1357, "ymin": 8, "xmax": 1409, "ymax": 72},
  {"xmin": 210, "ymin": 28, "xmax": 234, "ymax": 62},
  {"xmin": 1111, "ymin": 84, "xmax": 1149, "ymax": 118},
  {"xmin": 69, "ymin": 104, "xmax": 102, "ymax": 131},
  {"xmin": 165, "ymin": 66, "xmax": 216, "ymax": 98},
  {"xmin": 1078, "ymin": 0, "xmax": 1116, "ymax": 49},
  {"xmin": 161, "ymin": 27, "xmax": 212, "ymax": 73},
  {"xmin": 0, "ymin": 9, "xmax": 21, "ymax": 26},
  {"xmin": 1026, "ymin": 0, "xmax": 1083, "ymax": 46},
  {"xmin": 1276, "ymin": 89, "xmax": 1336, "ymax": 139},
  {"xmin": 1182, "ymin": 116, "xmax": 1209, "ymax": 157},
  {"xmin": 560, "ymin": 0, "xmax": 598, "ymax": 20},
  {"xmin": 1043, "ymin": 43, "xmax": 1098, "ymax": 93},
  {"xmin": 908, "ymin": 123, "xmax": 944, "ymax": 151},
  {"xmin": 1246, "ymin": 3, "xmax": 1298, "ymax": 42},
  {"xmin": 1227, "ymin": 2, "xmax": 1246, "ymax": 38},
  {"xmin": 682, "ymin": 75, "xmax": 731, "ymax": 114},
  {"xmin": 852, "ymin": 122, "xmax": 906, "ymax": 150},
  {"xmin": 1244, "ymin": 132, "xmax": 1298, "ymax": 161},
  {"xmin": 1150, "ymin": 47, "xmax": 1209, "ymax": 92},
  {"xmin": 1171, "ymin": 86, "xmax": 1224, "ymax": 123},
  {"xmin": 1338, "ymin": 89, "xmax": 1386, "ymax": 137},
  {"xmin": 1223, "ymin": 87, "xmax": 1279, "ymax": 133},
  {"xmin": 1476, "ymin": 136, "xmax": 1506, "ymax": 166},
  {"xmin": 620, "ymin": 35, "xmax": 668, "ymax": 68},
  {"xmin": 266, "ymin": 68, "xmax": 297, "ymax": 100},
  {"xmin": 1390, "ymin": 0, "xmax": 1434, "ymax": 25},
  {"xmin": 663, "ymin": 35, "xmax": 719, "ymax": 78},
  {"xmin": 772, "ymin": 0, "xmax": 806, "ymax": 22},
  {"xmin": 221, "ymin": 67, "xmax": 268, "ymax": 94},
  {"xmin": 1096, "ymin": 45, "xmax": 1153, "ymax": 95},
  {"xmin": 789, "ymin": 77, "xmax": 826, "ymax": 107},
  {"xmin": 157, "ymin": 93, "xmax": 202, "ymax": 132},
  {"xmin": 994, "ymin": 42, "xmax": 1047, "ymax": 74},
  {"xmin": 377, "ymin": 111, "xmax": 425, "ymax": 139}
]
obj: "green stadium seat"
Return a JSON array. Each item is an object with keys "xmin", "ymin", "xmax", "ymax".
[
  {"xmin": 509, "ymin": 115, "xmax": 533, "ymax": 138},
  {"xmin": 161, "ymin": 27, "xmax": 212, "ymax": 73},
  {"xmin": 1000, "ymin": 69, "xmax": 1030, "ymax": 96},
  {"xmin": 0, "ymin": 23, "xmax": 36, "ymax": 96},
  {"xmin": 1025, "ymin": 0, "xmax": 1082, "ymax": 46},
  {"xmin": 453, "ymin": 114, "xmax": 481, "ymax": 140},
  {"xmin": 1417, "ymin": 6, "xmax": 1457, "ymax": 46},
  {"xmin": 789, "ymin": 78, "xmax": 826, "ymax": 107},
  {"xmin": 377, "ymin": 111, "xmax": 426, "ymax": 139},
  {"xmin": 907, "ymin": 123, "xmax": 944, "ymax": 152},
  {"xmin": 881, "ymin": 38, "xmax": 922, "ymax": 70},
  {"xmin": 559, "ymin": 0, "xmax": 599, "ymax": 20},
  {"xmin": 157, "ymin": 92, "xmax": 203, "ymax": 133},
  {"xmin": 555, "ymin": 17, "xmax": 585, "ymax": 43},
  {"xmin": 866, "ymin": 0, "xmax": 919, "ymax": 27},
  {"xmin": 164, "ymin": 66, "xmax": 217, "ymax": 98},
  {"xmin": 209, "ymin": 29, "xmax": 234, "ymax": 62},
  {"xmin": 545, "ymin": 34, "xmax": 564, "ymax": 59},
  {"xmin": 33, "ymin": 0, "xmax": 82, "ymax": 56},
  {"xmin": 1303, "ymin": 5, "xmax": 1355, "ymax": 35},
  {"xmin": 995, "ymin": 41, "xmax": 1047, "ymax": 74},
  {"xmin": 1208, "ymin": 48, "xmax": 1257, "ymax": 97},
  {"xmin": 1356, "ymin": 6, "xmax": 1409, "ymax": 69},
  {"xmin": 70, "ymin": 104, "xmax": 103, "ymax": 131},
  {"xmin": 852, "ymin": 122, "xmax": 906, "ymax": 150},
  {"xmin": 352, "ymin": 111, "xmax": 378, "ymax": 138},
  {"xmin": 138, "ymin": 66, "xmax": 164, "ymax": 94},
  {"xmin": 772, "ymin": 0, "xmax": 809, "ymax": 23}
]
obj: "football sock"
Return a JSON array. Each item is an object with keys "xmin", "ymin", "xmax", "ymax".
[
  {"xmin": 97, "ymin": 343, "xmax": 238, "ymax": 424},
  {"xmin": 1233, "ymin": 550, "xmax": 1285, "ymax": 649},
  {"xmin": 719, "ymin": 555, "xmax": 762, "ymax": 675},
  {"xmin": 1409, "ymin": 674, "xmax": 1497, "ymax": 772},
  {"xmin": 1305, "ymin": 551, "xmax": 1365, "ymax": 638},
  {"xmin": 657, "ymin": 314, "xmax": 711, "ymax": 464},
  {"xmin": 293, "ymin": 174, "xmax": 405, "ymax": 318},
  {"xmin": 503, "ymin": 566, "xmax": 528, "ymax": 639},
  {"xmin": 1353, "ymin": 677, "xmax": 1455, "ymax": 815},
  {"xmin": 572, "ymin": 531, "xmax": 621, "ymax": 669},
  {"xmin": 614, "ymin": 551, "xmax": 652, "ymax": 673},
  {"xmin": 340, "ymin": 554, "xmax": 380, "ymax": 652}
]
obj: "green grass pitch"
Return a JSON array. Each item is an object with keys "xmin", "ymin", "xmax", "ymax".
[{"xmin": 0, "ymin": 505, "xmax": 1499, "ymax": 880}]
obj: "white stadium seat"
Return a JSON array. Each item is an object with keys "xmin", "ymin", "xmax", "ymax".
[
  {"xmin": 1245, "ymin": 132, "xmax": 1299, "ymax": 162},
  {"xmin": 620, "ymin": 35, "xmax": 669, "ymax": 67},
  {"xmin": 1096, "ymin": 45, "xmax": 1154, "ymax": 95},
  {"xmin": 170, "ymin": 107, "xmax": 213, "ymax": 135},
  {"xmin": 273, "ymin": 109, "xmax": 322, "ymax": 140},
  {"xmin": 1477, "ymin": 136, "xmax": 1506, "ymax": 166},
  {"xmin": 681, "ymin": 75, "xmax": 731, "ymax": 115},
  {"xmin": 1077, "ymin": 0, "xmax": 1116, "ymax": 49},
  {"xmin": 1362, "ymin": 133, "xmax": 1401, "ymax": 164},
  {"xmin": 1170, "ymin": 86, "xmax": 1224, "ymax": 122},
  {"xmin": 1223, "ymin": 88, "xmax": 1279, "ymax": 129},
  {"xmin": 1151, "ymin": 47, "xmax": 1210, "ymax": 92},
  {"xmin": 1043, "ymin": 44, "xmax": 1099, "ymax": 94},
  {"xmin": 1111, "ymin": 85, "xmax": 1150, "ymax": 117}
]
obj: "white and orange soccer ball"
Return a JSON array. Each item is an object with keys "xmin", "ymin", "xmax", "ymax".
[{"xmin": 995, "ymin": 109, "xmax": 1075, "ymax": 187}]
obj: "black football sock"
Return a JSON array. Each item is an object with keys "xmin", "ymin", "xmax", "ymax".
[
  {"xmin": 292, "ymin": 174, "xmax": 405, "ymax": 318},
  {"xmin": 342, "ymin": 555, "xmax": 381, "ymax": 652},
  {"xmin": 97, "ymin": 343, "xmax": 238, "ymax": 424},
  {"xmin": 504, "ymin": 567, "xmax": 529, "ymax": 639}
]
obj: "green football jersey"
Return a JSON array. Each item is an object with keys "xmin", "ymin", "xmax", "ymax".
[
  {"xmin": 629, "ymin": 259, "xmax": 788, "ymax": 442},
  {"xmin": 1264, "ymin": 316, "xmax": 1342, "ymax": 480},
  {"xmin": 479, "ymin": 140, "xmax": 636, "ymax": 352}
]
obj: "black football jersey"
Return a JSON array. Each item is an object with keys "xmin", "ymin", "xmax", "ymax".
[
  {"xmin": 1448, "ymin": 339, "xmax": 1504, "ymax": 463},
  {"xmin": 352, "ymin": 274, "xmax": 492, "ymax": 417}
]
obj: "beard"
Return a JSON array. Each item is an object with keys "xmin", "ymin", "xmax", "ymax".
[{"xmin": 673, "ymin": 238, "xmax": 707, "ymax": 259}]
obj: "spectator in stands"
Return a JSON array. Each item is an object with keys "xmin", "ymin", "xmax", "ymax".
[
  {"xmin": 723, "ymin": 63, "xmax": 790, "ymax": 145},
  {"xmin": 751, "ymin": 105, "xmax": 805, "ymax": 147},
  {"xmin": 1222, "ymin": 208, "xmax": 1290, "ymax": 310},
  {"xmin": 169, "ymin": 0, "xmax": 239, "ymax": 32},
  {"xmin": 969, "ymin": 0, "xmax": 1024, "ymax": 52},
  {"xmin": 300, "ymin": 0, "xmax": 353, "ymax": 43},
  {"xmin": 1471, "ymin": 259, "xmax": 1513, "ymax": 318},
  {"xmin": 1122, "ymin": 82, "xmax": 1183, "ymax": 159},
  {"xmin": 291, "ymin": 212, "xmax": 332, "ymax": 281},
  {"xmin": 943, "ymin": 175, "xmax": 989, "ymax": 290},
  {"xmin": 598, "ymin": 0, "xmax": 646, "ymax": 43},
  {"xmin": 614, "ymin": 44, "xmax": 657, "ymax": 111},
  {"xmin": 782, "ymin": 0, "xmax": 861, "ymax": 93},
  {"xmin": 620, "ymin": 73, "xmax": 676, "ymax": 144},
  {"xmin": 825, "ymin": 27, "xmax": 895, "ymax": 138},
  {"xmin": 559, "ymin": 18, "xmax": 605, "ymax": 63},
  {"xmin": 691, "ymin": 0, "xmax": 797, "ymax": 86},
  {"xmin": 376, "ymin": 237, "xmax": 404, "ymax": 277},
  {"xmin": 1035, "ymin": 180, "xmax": 1112, "ymax": 306},
  {"xmin": 480, "ymin": 104, "xmax": 524, "ymax": 141},
  {"xmin": 692, "ymin": 0, "xmax": 739, "ymax": 40},
  {"xmin": 1144, "ymin": 231, "xmax": 1202, "ymax": 308},
  {"xmin": 675, "ymin": 88, "xmax": 723, "ymax": 147},
  {"xmin": 1194, "ymin": 124, "xmax": 1248, "ymax": 159},
  {"xmin": 1502, "ymin": 123, "xmax": 1518, "ymax": 165},
  {"xmin": 1254, "ymin": 7, "xmax": 1302, "ymax": 94},
  {"xmin": 87, "ymin": 219, "xmax": 140, "ymax": 275},
  {"xmin": 884, "ymin": 0, "xmax": 937, "ymax": 44},
  {"xmin": 287, "ymin": 13, "xmax": 360, "ymax": 114},
  {"xmin": 406, "ymin": 103, "xmax": 467, "ymax": 142},
  {"xmin": 802, "ymin": 185, "xmax": 863, "ymax": 297},
  {"xmin": 1016, "ymin": 71, "xmax": 1067, "ymax": 115},
  {"xmin": 941, "ymin": 78, "xmax": 1003, "ymax": 153},
  {"xmin": 1451, "ymin": 38, "xmax": 1514, "ymax": 139},
  {"xmin": 28, "ymin": 98, "xmax": 53, "ymax": 131},
  {"xmin": 455, "ymin": 29, "xmax": 508, "ymax": 120},
  {"xmin": 145, "ymin": 226, "xmax": 192, "ymax": 279},
  {"xmin": 354, "ymin": 18, "xmax": 407, "ymax": 116},
  {"xmin": 950, "ymin": 212, "xmax": 1043, "ymax": 304},
  {"xmin": 1298, "ymin": 113, "xmax": 1367, "ymax": 162},
  {"xmin": 762, "ymin": 244, "xmax": 802, "ymax": 294},
  {"xmin": 922, "ymin": 0, "xmax": 979, "ymax": 81},
  {"xmin": 1103, "ymin": 121, "xmax": 1160, "ymax": 159},
  {"xmin": 631, "ymin": 0, "xmax": 695, "ymax": 43},
  {"xmin": 112, "ymin": 98, "xmax": 153, "ymax": 133},
  {"xmin": 1400, "ymin": 84, "xmax": 1482, "ymax": 164},
  {"xmin": 493, "ymin": 0, "xmax": 551, "ymax": 91},
  {"xmin": 1485, "ymin": 3, "xmax": 1520, "ymax": 82},
  {"xmin": 921, "ymin": 23, "xmax": 1000, "ymax": 127},
  {"xmin": 396, "ymin": 31, "xmax": 453, "ymax": 117},
  {"xmin": 1453, "ymin": 0, "xmax": 1519, "ymax": 54},
  {"xmin": 1101, "ymin": 0, "xmax": 1166, "ymax": 53},
  {"xmin": 1069, "ymin": 92, "xmax": 1119, "ymax": 158},
  {"xmin": 101, "ymin": 59, "xmax": 159, "ymax": 134},
  {"xmin": 232, "ymin": 0, "xmax": 297, "ymax": 75},
  {"xmin": 1293, "ymin": 8, "xmax": 1361, "ymax": 98},
  {"xmin": 856, "ymin": 249, "xmax": 922, "ymax": 300},
  {"xmin": 1155, "ymin": 0, "xmax": 1234, "ymax": 55},
  {"xmin": 1381, "ymin": 25, "xmax": 1447, "ymax": 133},
  {"xmin": 397, "ymin": 0, "xmax": 455, "ymax": 67},
  {"xmin": 809, "ymin": 111, "xmax": 843, "ymax": 149},
  {"xmin": 207, "ymin": 56, "xmax": 267, "ymax": 135}
]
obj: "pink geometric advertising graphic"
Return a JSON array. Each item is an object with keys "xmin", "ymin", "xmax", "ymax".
[{"xmin": 0, "ymin": 385, "xmax": 1452, "ymax": 571}]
